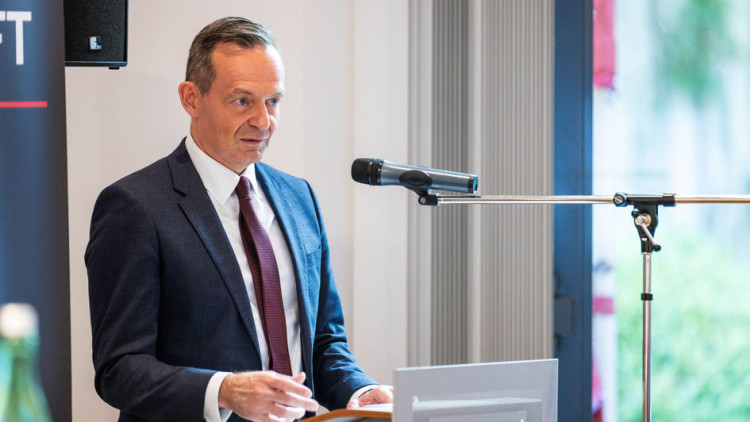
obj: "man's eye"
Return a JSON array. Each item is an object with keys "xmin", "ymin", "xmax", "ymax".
[
  {"xmin": 268, "ymin": 98, "xmax": 280, "ymax": 106},
  {"xmin": 236, "ymin": 98, "xmax": 248, "ymax": 106}
]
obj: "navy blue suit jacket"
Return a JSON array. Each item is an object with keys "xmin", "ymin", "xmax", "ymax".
[{"xmin": 85, "ymin": 141, "xmax": 374, "ymax": 421}]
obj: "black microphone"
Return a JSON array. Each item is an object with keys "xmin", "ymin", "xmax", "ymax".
[{"xmin": 351, "ymin": 158, "xmax": 478, "ymax": 194}]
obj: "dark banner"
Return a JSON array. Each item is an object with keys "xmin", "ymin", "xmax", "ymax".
[{"xmin": 0, "ymin": 1, "xmax": 71, "ymax": 421}]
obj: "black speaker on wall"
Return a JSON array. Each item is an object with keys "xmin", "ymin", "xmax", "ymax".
[{"xmin": 64, "ymin": 0, "xmax": 128, "ymax": 69}]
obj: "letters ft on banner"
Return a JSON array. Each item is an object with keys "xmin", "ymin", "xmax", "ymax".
[{"xmin": 0, "ymin": 10, "xmax": 31, "ymax": 65}]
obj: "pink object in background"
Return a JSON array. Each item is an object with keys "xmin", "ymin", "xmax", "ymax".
[{"xmin": 594, "ymin": 0, "xmax": 616, "ymax": 90}]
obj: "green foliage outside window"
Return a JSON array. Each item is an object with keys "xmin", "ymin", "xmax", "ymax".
[
  {"xmin": 616, "ymin": 224, "xmax": 750, "ymax": 421},
  {"xmin": 655, "ymin": 0, "xmax": 736, "ymax": 107}
]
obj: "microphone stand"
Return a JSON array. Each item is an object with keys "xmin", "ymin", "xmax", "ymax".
[{"xmin": 415, "ymin": 191, "xmax": 750, "ymax": 422}]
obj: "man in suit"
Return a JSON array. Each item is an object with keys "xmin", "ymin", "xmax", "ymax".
[{"xmin": 86, "ymin": 17, "xmax": 392, "ymax": 422}]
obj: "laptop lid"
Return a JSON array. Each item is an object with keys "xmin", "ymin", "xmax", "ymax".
[{"xmin": 392, "ymin": 359, "xmax": 557, "ymax": 422}]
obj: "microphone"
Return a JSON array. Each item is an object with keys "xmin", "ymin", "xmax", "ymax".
[{"xmin": 351, "ymin": 158, "xmax": 478, "ymax": 194}]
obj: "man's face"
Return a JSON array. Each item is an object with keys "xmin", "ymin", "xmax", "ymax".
[{"xmin": 188, "ymin": 43, "xmax": 285, "ymax": 173}]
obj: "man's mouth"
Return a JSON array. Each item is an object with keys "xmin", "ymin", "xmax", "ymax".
[{"xmin": 240, "ymin": 138, "xmax": 266, "ymax": 144}]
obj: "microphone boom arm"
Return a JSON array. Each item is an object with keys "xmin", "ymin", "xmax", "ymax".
[
  {"xmin": 418, "ymin": 190, "xmax": 750, "ymax": 422},
  {"xmin": 430, "ymin": 193, "xmax": 750, "ymax": 205}
]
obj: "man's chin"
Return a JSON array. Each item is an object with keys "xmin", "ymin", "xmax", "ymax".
[{"xmin": 239, "ymin": 151, "xmax": 265, "ymax": 167}]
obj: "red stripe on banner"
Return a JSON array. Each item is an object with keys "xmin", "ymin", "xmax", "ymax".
[{"xmin": 0, "ymin": 101, "xmax": 49, "ymax": 108}]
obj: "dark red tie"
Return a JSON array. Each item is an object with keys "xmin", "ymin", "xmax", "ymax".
[{"xmin": 235, "ymin": 176, "xmax": 293, "ymax": 376}]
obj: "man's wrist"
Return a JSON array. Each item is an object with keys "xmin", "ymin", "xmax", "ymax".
[
  {"xmin": 350, "ymin": 384, "xmax": 378, "ymax": 402},
  {"xmin": 204, "ymin": 372, "xmax": 232, "ymax": 422},
  {"xmin": 217, "ymin": 373, "xmax": 233, "ymax": 409}
]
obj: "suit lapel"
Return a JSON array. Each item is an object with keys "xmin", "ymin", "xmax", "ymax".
[
  {"xmin": 167, "ymin": 140, "xmax": 262, "ymax": 359},
  {"xmin": 255, "ymin": 164, "xmax": 314, "ymax": 385}
]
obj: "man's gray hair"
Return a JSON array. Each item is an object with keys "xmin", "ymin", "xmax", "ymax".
[{"xmin": 186, "ymin": 17, "xmax": 278, "ymax": 94}]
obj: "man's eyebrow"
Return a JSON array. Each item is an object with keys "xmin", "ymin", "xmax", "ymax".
[
  {"xmin": 225, "ymin": 89, "xmax": 285, "ymax": 99},
  {"xmin": 227, "ymin": 89, "xmax": 255, "ymax": 98}
]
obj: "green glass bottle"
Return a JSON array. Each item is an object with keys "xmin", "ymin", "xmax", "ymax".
[
  {"xmin": 0, "ymin": 304, "xmax": 51, "ymax": 422},
  {"xmin": 0, "ymin": 333, "xmax": 10, "ymax": 420}
]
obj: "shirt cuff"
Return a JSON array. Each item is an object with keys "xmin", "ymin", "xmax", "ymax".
[
  {"xmin": 349, "ymin": 384, "xmax": 378, "ymax": 406},
  {"xmin": 204, "ymin": 372, "xmax": 233, "ymax": 422}
]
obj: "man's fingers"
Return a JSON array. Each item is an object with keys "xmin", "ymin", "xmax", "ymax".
[
  {"xmin": 271, "ymin": 389, "xmax": 319, "ymax": 412},
  {"xmin": 261, "ymin": 372, "xmax": 318, "ymax": 412},
  {"xmin": 263, "ymin": 402, "xmax": 307, "ymax": 421},
  {"xmin": 374, "ymin": 386, "xmax": 394, "ymax": 401},
  {"xmin": 291, "ymin": 372, "xmax": 306, "ymax": 384},
  {"xmin": 267, "ymin": 372, "xmax": 314, "ymax": 399},
  {"xmin": 359, "ymin": 385, "xmax": 395, "ymax": 406},
  {"xmin": 255, "ymin": 374, "xmax": 317, "ymax": 412}
]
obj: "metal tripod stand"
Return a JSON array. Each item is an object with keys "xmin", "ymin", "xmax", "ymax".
[{"xmin": 416, "ymin": 191, "xmax": 750, "ymax": 422}]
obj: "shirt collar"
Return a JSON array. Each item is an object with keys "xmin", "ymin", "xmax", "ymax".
[{"xmin": 185, "ymin": 134, "xmax": 260, "ymax": 206}]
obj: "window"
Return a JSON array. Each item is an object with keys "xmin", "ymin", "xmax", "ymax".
[{"xmin": 593, "ymin": 0, "xmax": 750, "ymax": 420}]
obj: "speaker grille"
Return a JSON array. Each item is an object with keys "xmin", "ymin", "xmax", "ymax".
[{"xmin": 64, "ymin": 0, "xmax": 128, "ymax": 67}]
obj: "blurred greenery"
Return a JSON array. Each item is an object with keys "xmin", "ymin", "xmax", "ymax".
[
  {"xmin": 656, "ymin": 0, "xmax": 736, "ymax": 107},
  {"xmin": 616, "ymin": 224, "xmax": 750, "ymax": 421},
  {"xmin": 599, "ymin": 0, "xmax": 750, "ymax": 420}
]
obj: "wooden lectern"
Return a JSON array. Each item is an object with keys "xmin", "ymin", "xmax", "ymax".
[{"xmin": 305, "ymin": 408, "xmax": 391, "ymax": 422}]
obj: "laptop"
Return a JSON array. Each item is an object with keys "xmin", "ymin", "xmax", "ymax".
[{"xmin": 389, "ymin": 359, "xmax": 557, "ymax": 422}]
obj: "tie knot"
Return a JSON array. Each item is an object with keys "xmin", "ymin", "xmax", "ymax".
[{"xmin": 235, "ymin": 176, "xmax": 253, "ymax": 199}]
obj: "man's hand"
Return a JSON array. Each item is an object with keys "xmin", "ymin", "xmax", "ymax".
[
  {"xmin": 346, "ymin": 385, "xmax": 394, "ymax": 409},
  {"xmin": 218, "ymin": 371, "xmax": 319, "ymax": 421}
]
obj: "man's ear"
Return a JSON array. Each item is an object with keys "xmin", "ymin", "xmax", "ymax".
[{"xmin": 178, "ymin": 81, "xmax": 202, "ymax": 118}]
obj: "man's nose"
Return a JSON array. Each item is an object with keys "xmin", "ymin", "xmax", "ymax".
[{"xmin": 248, "ymin": 103, "xmax": 270, "ymax": 131}]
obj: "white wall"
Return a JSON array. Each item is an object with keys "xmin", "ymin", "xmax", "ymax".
[
  {"xmin": 66, "ymin": 1, "xmax": 408, "ymax": 419},
  {"xmin": 351, "ymin": 1, "xmax": 410, "ymax": 383}
]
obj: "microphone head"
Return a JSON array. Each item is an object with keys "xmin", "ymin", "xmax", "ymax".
[{"xmin": 351, "ymin": 158, "xmax": 383, "ymax": 185}]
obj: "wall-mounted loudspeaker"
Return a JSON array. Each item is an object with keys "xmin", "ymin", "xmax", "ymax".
[{"xmin": 64, "ymin": 0, "xmax": 128, "ymax": 69}]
